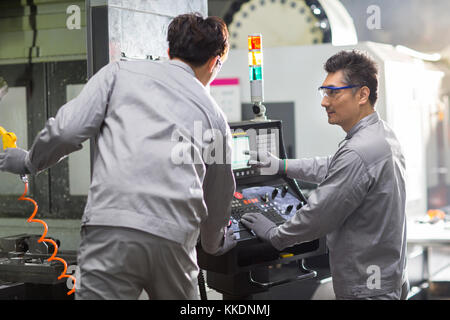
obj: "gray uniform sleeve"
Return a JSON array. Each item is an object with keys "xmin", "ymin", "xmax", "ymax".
[
  {"xmin": 25, "ymin": 62, "xmax": 119, "ymax": 174},
  {"xmin": 285, "ymin": 156, "xmax": 333, "ymax": 184},
  {"xmin": 271, "ymin": 149, "xmax": 370, "ymax": 250},
  {"xmin": 200, "ymin": 125, "xmax": 236, "ymax": 255}
]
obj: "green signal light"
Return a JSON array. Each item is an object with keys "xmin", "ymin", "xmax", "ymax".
[{"xmin": 249, "ymin": 66, "xmax": 263, "ymax": 81}]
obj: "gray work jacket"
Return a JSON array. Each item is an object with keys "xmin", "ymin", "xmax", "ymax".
[
  {"xmin": 271, "ymin": 112, "xmax": 408, "ymax": 298},
  {"xmin": 25, "ymin": 60, "xmax": 235, "ymax": 253}
]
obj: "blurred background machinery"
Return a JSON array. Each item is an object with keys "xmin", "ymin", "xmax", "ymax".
[{"xmin": 0, "ymin": 0, "xmax": 449, "ymax": 299}]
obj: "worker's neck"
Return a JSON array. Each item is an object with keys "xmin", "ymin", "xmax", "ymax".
[
  {"xmin": 343, "ymin": 105, "xmax": 375, "ymax": 133},
  {"xmin": 190, "ymin": 64, "xmax": 211, "ymax": 87},
  {"xmin": 172, "ymin": 58, "xmax": 211, "ymax": 87}
]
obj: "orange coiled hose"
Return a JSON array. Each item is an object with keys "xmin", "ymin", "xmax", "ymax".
[{"xmin": 18, "ymin": 181, "xmax": 76, "ymax": 296}]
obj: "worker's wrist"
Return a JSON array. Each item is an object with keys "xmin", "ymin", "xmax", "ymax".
[
  {"xmin": 278, "ymin": 159, "xmax": 287, "ymax": 175},
  {"xmin": 267, "ymin": 226, "xmax": 284, "ymax": 250},
  {"xmin": 24, "ymin": 152, "xmax": 37, "ymax": 175}
]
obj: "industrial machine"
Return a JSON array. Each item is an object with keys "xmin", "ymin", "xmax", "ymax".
[
  {"xmin": 197, "ymin": 119, "xmax": 326, "ymax": 299},
  {"xmin": 0, "ymin": 234, "xmax": 76, "ymax": 284},
  {"xmin": 0, "ymin": 234, "xmax": 77, "ymax": 299},
  {"xmin": 223, "ymin": 0, "xmax": 358, "ymax": 49},
  {"xmin": 197, "ymin": 33, "xmax": 326, "ymax": 299}
]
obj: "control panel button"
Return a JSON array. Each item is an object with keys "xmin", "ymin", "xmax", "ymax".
[{"xmin": 234, "ymin": 192, "xmax": 244, "ymax": 199}]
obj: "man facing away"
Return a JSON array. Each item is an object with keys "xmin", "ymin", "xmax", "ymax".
[{"xmin": 0, "ymin": 13, "xmax": 237, "ymax": 299}]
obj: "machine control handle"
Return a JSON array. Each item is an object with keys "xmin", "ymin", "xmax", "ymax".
[
  {"xmin": 261, "ymin": 193, "xmax": 269, "ymax": 203},
  {"xmin": 285, "ymin": 205, "xmax": 293, "ymax": 214},
  {"xmin": 248, "ymin": 260, "xmax": 317, "ymax": 289},
  {"xmin": 281, "ymin": 185, "xmax": 289, "ymax": 197},
  {"xmin": 271, "ymin": 188, "xmax": 278, "ymax": 199}
]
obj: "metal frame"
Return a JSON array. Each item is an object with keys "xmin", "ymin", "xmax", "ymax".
[
  {"xmin": 86, "ymin": 0, "xmax": 110, "ymax": 177},
  {"xmin": 46, "ymin": 60, "xmax": 88, "ymax": 219}
]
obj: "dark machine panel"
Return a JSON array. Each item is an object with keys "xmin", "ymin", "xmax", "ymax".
[
  {"xmin": 0, "ymin": 234, "xmax": 77, "ymax": 299},
  {"xmin": 197, "ymin": 120, "xmax": 326, "ymax": 298}
]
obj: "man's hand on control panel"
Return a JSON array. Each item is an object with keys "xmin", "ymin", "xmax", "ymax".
[
  {"xmin": 241, "ymin": 212, "xmax": 277, "ymax": 245},
  {"xmin": 245, "ymin": 150, "xmax": 284, "ymax": 174}
]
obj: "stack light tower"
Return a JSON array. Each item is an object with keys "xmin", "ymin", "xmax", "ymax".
[{"xmin": 248, "ymin": 33, "xmax": 267, "ymax": 121}]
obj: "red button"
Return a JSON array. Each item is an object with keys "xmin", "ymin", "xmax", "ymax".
[{"xmin": 234, "ymin": 192, "xmax": 243, "ymax": 199}]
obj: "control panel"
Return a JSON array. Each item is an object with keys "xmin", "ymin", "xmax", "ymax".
[
  {"xmin": 197, "ymin": 120, "xmax": 326, "ymax": 280},
  {"xmin": 230, "ymin": 184, "xmax": 305, "ymax": 240}
]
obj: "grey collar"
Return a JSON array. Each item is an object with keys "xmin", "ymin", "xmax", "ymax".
[
  {"xmin": 167, "ymin": 59, "xmax": 196, "ymax": 77},
  {"xmin": 345, "ymin": 111, "xmax": 380, "ymax": 140}
]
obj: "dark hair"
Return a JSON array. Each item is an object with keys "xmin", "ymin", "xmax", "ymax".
[
  {"xmin": 167, "ymin": 13, "xmax": 229, "ymax": 67},
  {"xmin": 324, "ymin": 50, "xmax": 378, "ymax": 106}
]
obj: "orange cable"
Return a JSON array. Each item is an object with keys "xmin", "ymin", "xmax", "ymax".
[{"xmin": 18, "ymin": 181, "xmax": 76, "ymax": 296}]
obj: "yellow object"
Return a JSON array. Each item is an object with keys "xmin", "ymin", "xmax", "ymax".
[
  {"xmin": 0, "ymin": 126, "xmax": 17, "ymax": 149},
  {"xmin": 279, "ymin": 252, "xmax": 294, "ymax": 259},
  {"xmin": 427, "ymin": 209, "xmax": 446, "ymax": 220}
]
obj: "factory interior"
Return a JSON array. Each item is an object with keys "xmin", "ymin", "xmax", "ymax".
[{"xmin": 0, "ymin": 0, "xmax": 449, "ymax": 302}]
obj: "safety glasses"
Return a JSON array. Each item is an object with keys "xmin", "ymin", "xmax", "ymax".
[{"xmin": 318, "ymin": 85, "xmax": 361, "ymax": 98}]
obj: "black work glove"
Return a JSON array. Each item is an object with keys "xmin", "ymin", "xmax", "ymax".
[
  {"xmin": 0, "ymin": 148, "xmax": 30, "ymax": 175},
  {"xmin": 241, "ymin": 212, "xmax": 277, "ymax": 244}
]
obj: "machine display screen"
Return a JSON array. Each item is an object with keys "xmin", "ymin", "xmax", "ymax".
[
  {"xmin": 257, "ymin": 132, "xmax": 278, "ymax": 158},
  {"xmin": 231, "ymin": 135, "xmax": 251, "ymax": 170},
  {"xmin": 230, "ymin": 127, "xmax": 280, "ymax": 175}
]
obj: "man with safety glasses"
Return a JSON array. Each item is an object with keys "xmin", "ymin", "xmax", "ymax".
[{"xmin": 242, "ymin": 50, "xmax": 409, "ymax": 300}]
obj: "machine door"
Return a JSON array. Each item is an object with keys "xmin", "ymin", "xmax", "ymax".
[
  {"xmin": 0, "ymin": 61, "xmax": 88, "ymax": 219},
  {"xmin": 0, "ymin": 63, "xmax": 50, "ymax": 218}
]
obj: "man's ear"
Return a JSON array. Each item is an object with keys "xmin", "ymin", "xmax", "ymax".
[
  {"xmin": 207, "ymin": 56, "xmax": 219, "ymax": 73},
  {"xmin": 359, "ymin": 86, "xmax": 370, "ymax": 105}
]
